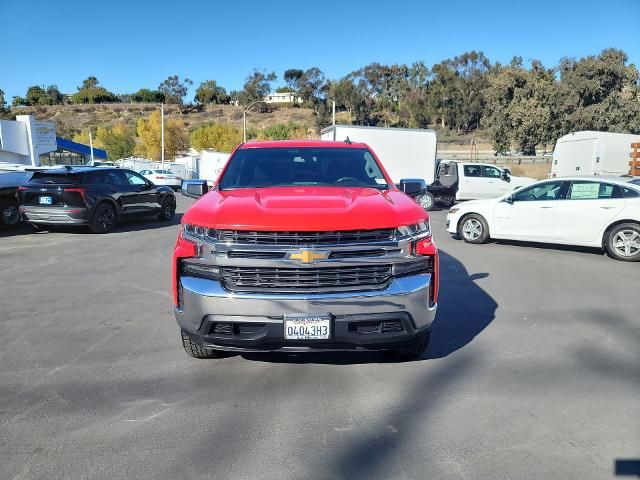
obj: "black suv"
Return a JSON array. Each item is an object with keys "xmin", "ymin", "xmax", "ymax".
[{"xmin": 18, "ymin": 167, "xmax": 177, "ymax": 233}]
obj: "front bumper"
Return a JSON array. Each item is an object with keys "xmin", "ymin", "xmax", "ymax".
[
  {"xmin": 20, "ymin": 206, "xmax": 90, "ymax": 225},
  {"xmin": 175, "ymin": 274, "xmax": 437, "ymax": 352}
]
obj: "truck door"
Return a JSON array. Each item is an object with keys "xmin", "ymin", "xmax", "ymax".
[{"xmin": 458, "ymin": 164, "xmax": 484, "ymax": 200}]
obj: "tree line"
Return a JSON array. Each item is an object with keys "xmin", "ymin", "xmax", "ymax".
[{"xmin": 3, "ymin": 48, "xmax": 639, "ymax": 154}]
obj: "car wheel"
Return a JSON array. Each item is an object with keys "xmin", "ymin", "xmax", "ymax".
[
  {"xmin": 417, "ymin": 192, "xmax": 435, "ymax": 211},
  {"xmin": 459, "ymin": 214, "xmax": 490, "ymax": 244},
  {"xmin": 606, "ymin": 223, "xmax": 640, "ymax": 262},
  {"xmin": 394, "ymin": 330, "xmax": 430, "ymax": 358},
  {"xmin": 0, "ymin": 200, "xmax": 20, "ymax": 227},
  {"xmin": 90, "ymin": 203, "xmax": 116, "ymax": 234},
  {"xmin": 181, "ymin": 331, "xmax": 225, "ymax": 359},
  {"xmin": 159, "ymin": 196, "xmax": 176, "ymax": 221}
]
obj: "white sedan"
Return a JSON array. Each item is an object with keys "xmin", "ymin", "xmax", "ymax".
[
  {"xmin": 139, "ymin": 169, "xmax": 182, "ymax": 190},
  {"xmin": 446, "ymin": 177, "xmax": 640, "ymax": 261}
]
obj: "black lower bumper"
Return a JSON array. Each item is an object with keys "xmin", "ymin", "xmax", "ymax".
[
  {"xmin": 182, "ymin": 312, "xmax": 429, "ymax": 353},
  {"xmin": 20, "ymin": 206, "xmax": 90, "ymax": 225}
]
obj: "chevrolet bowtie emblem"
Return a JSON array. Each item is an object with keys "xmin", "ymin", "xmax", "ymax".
[{"xmin": 288, "ymin": 250, "xmax": 330, "ymax": 264}]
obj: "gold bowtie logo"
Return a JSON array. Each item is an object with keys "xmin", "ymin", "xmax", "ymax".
[{"xmin": 288, "ymin": 250, "xmax": 330, "ymax": 264}]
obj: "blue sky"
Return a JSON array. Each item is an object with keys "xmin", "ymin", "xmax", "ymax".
[{"xmin": 1, "ymin": 0, "xmax": 638, "ymax": 101}]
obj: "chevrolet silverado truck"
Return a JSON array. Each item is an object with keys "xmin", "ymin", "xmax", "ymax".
[{"xmin": 173, "ymin": 140, "xmax": 439, "ymax": 358}]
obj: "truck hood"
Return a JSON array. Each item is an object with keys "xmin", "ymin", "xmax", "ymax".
[{"xmin": 183, "ymin": 186, "xmax": 428, "ymax": 231}]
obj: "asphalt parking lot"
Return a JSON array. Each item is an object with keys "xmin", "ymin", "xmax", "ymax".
[{"xmin": 0, "ymin": 195, "xmax": 638, "ymax": 480}]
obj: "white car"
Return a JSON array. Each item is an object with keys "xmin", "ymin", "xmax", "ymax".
[
  {"xmin": 139, "ymin": 169, "xmax": 182, "ymax": 190},
  {"xmin": 446, "ymin": 177, "xmax": 640, "ymax": 261}
]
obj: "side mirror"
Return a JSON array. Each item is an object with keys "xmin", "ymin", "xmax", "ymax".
[
  {"xmin": 505, "ymin": 195, "xmax": 514, "ymax": 204},
  {"xmin": 501, "ymin": 171, "xmax": 511, "ymax": 182},
  {"xmin": 182, "ymin": 180, "xmax": 209, "ymax": 198},
  {"xmin": 398, "ymin": 178, "xmax": 427, "ymax": 196}
]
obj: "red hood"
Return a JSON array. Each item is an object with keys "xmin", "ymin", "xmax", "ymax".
[{"xmin": 182, "ymin": 187, "xmax": 428, "ymax": 231}]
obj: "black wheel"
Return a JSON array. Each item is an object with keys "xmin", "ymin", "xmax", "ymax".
[
  {"xmin": 0, "ymin": 200, "xmax": 20, "ymax": 227},
  {"xmin": 417, "ymin": 192, "xmax": 436, "ymax": 211},
  {"xmin": 181, "ymin": 331, "xmax": 225, "ymax": 359},
  {"xmin": 89, "ymin": 203, "xmax": 116, "ymax": 234},
  {"xmin": 605, "ymin": 223, "xmax": 640, "ymax": 262},
  {"xmin": 458, "ymin": 214, "xmax": 490, "ymax": 244},
  {"xmin": 394, "ymin": 330, "xmax": 430, "ymax": 358},
  {"xmin": 159, "ymin": 195, "xmax": 176, "ymax": 221}
]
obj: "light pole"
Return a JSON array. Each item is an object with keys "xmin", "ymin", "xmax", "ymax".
[
  {"xmin": 243, "ymin": 100, "xmax": 267, "ymax": 143},
  {"xmin": 160, "ymin": 103, "xmax": 165, "ymax": 168}
]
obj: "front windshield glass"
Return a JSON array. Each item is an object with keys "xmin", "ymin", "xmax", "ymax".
[
  {"xmin": 218, "ymin": 147, "xmax": 389, "ymax": 190},
  {"xmin": 155, "ymin": 170, "xmax": 172, "ymax": 174}
]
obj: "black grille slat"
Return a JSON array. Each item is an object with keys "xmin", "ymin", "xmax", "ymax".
[
  {"xmin": 217, "ymin": 229, "xmax": 395, "ymax": 246},
  {"xmin": 221, "ymin": 265, "xmax": 392, "ymax": 292},
  {"xmin": 227, "ymin": 250, "xmax": 286, "ymax": 260}
]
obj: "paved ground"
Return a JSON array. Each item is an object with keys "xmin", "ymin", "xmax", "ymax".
[{"xmin": 0, "ymin": 196, "xmax": 638, "ymax": 480}]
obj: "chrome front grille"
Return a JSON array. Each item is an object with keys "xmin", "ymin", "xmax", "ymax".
[
  {"xmin": 217, "ymin": 229, "xmax": 396, "ymax": 246},
  {"xmin": 221, "ymin": 265, "xmax": 392, "ymax": 293}
]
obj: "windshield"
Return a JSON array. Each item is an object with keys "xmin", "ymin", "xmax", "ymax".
[
  {"xmin": 218, "ymin": 147, "xmax": 389, "ymax": 190},
  {"xmin": 154, "ymin": 170, "xmax": 172, "ymax": 174}
]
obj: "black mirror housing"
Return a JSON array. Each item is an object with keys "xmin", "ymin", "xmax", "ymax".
[
  {"xmin": 182, "ymin": 180, "xmax": 209, "ymax": 198},
  {"xmin": 505, "ymin": 195, "xmax": 514, "ymax": 204},
  {"xmin": 398, "ymin": 178, "xmax": 427, "ymax": 196}
]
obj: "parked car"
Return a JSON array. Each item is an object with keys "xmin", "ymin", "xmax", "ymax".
[
  {"xmin": 0, "ymin": 171, "xmax": 32, "ymax": 228},
  {"xmin": 139, "ymin": 169, "xmax": 182, "ymax": 190},
  {"xmin": 175, "ymin": 140, "xmax": 439, "ymax": 359},
  {"xmin": 18, "ymin": 167, "xmax": 176, "ymax": 233},
  {"xmin": 446, "ymin": 177, "xmax": 640, "ymax": 261}
]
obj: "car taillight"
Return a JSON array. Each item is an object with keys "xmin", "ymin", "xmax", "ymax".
[
  {"xmin": 64, "ymin": 188, "xmax": 87, "ymax": 198},
  {"xmin": 414, "ymin": 237, "xmax": 439, "ymax": 305},
  {"xmin": 17, "ymin": 186, "xmax": 28, "ymax": 192}
]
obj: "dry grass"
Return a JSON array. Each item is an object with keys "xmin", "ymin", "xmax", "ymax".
[{"xmin": 509, "ymin": 163, "xmax": 551, "ymax": 180}]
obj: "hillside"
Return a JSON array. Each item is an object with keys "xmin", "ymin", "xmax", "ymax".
[{"xmin": 10, "ymin": 103, "xmax": 320, "ymax": 138}]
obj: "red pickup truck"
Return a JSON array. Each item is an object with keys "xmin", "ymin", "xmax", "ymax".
[{"xmin": 173, "ymin": 140, "xmax": 439, "ymax": 358}]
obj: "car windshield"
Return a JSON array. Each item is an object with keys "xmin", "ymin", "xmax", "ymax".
[
  {"xmin": 218, "ymin": 147, "xmax": 389, "ymax": 190},
  {"xmin": 154, "ymin": 170, "xmax": 172, "ymax": 174}
]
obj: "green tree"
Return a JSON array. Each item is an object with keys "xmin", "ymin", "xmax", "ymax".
[
  {"xmin": 483, "ymin": 58, "xmax": 556, "ymax": 155},
  {"xmin": 258, "ymin": 122, "xmax": 307, "ymax": 141},
  {"xmin": 283, "ymin": 69, "xmax": 304, "ymax": 91},
  {"xmin": 194, "ymin": 80, "xmax": 229, "ymax": 105},
  {"xmin": 0, "ymin": 89, "xmax": 10, "ymax": 118},
  {"xmin": 26, "ymin": 86, "xmax": 50, "ymax": 105},
  {"xmin": 190, "ymin": 123, "xmax": 242, "ymax": 152},
  {"xmin": 158, "ymin": 75, "xmax": 193, "ymax": 106},
  {"xmin": 98, "ymin": 123, "xmax": 136, "ymax": 159},
  {"xmin": 298, "ymin": 67, "xmax": 328, "ymax": 108},
  {"xmin": 329, "ymin": 78, "xmax": 366, "ymax": 123},
  {"xmin": 238, "ymin": 70, "xmax": 277, "ymax": 105},
  {"xmin": 71, "ymin": 77, "xmax": 118, "ymax": 104},
  {"xmin": 131, "ymin": 88, "xmax": 165, "ymax": 103}
]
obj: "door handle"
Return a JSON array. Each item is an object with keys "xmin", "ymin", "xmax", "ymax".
[
  {"xmin": 599, "ymin": 206, "xmax": 615, "ymax": 210},
  {"xmin": 539, "ymin": 206, "xmax": 553, "ymax": 209}
]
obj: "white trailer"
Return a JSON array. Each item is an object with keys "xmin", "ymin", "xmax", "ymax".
[
  {"xmin": 200, "ymin": 150, "xmax": 230, "ymax": 184},
  {"xmin": 551, "ymin": 131, "xmax": 640, "ymax": 178},
  {"xmin": 321, "ymin": 125, "xmax": 438, "ymax": 184}
]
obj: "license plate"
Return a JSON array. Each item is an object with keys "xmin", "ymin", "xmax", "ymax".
[
  {"xmin": 284, "ymin": 314, "xmax": 331, "ymax": 340},
  {"xmin": 39, "ymin": 196, "xmax": 52, "ymax": 205}
]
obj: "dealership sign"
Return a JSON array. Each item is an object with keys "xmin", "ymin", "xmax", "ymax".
[{"xmin": 34, "ymin": 121, "xmax": 56, "ymax": 150}]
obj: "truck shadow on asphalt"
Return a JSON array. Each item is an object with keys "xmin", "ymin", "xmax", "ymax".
[{"xmin": 241, "ymin": 250, "xmax": 498, "ymax": 365}]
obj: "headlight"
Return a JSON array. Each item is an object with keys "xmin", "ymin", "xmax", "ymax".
[
  {"xmin": 449, "ymin": 207, "xmax": 460, "ymax": 214},
  {"xmin": 182, "ymin": 223, "xmax": 217, "ymax": 242},
  {"xmin": 396, "ymin": 220, "xmax": 431, "ymax": 239}
]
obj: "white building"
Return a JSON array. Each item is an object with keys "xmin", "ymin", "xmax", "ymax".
[
  {"xmin": 263, "ymin": 92, "xmax": 302, "ymax": 104},
  {"xmin": 0, "ymin": 115, "xmax": 107, "ymax": 169}
]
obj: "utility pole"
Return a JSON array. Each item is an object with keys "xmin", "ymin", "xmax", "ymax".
[
  {"xmin": 89, "ymin": 130, "xmax": 95, "ymax": 164},
  {"xmin": 161, "ymin": 103, "xmax": 165, "ymax": 168},
  {"xmin": 332, "ymin": 100, "xmax": 336, "ymax": 140}
]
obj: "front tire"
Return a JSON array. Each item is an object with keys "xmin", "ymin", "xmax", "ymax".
[
  {"xmin": 606, "ymin": 223, "xmax": 640, "ymax": 262},
  {"xmin": 181, "ymin": 331, "xmax": 225, "ymax": 359},
  {"xmin": 159, "ymin": 195, "xmax": 176, "ymax": 221},
  {"xmin": 89, "ymin": 203, "xmax": 116, "ymax": 234},
  {"xmin": 459, "ymin": 214, "xmax": 490, "ymax": 244},
  {"xmin": 417, "ymin": 192, "xmax": 436, "ymax": 211}
]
